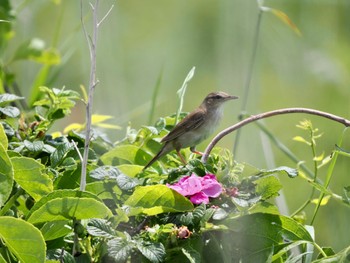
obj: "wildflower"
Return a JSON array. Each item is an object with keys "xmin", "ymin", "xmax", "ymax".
[
  {"xmin": 176, "ymin": 226, "xmax": 191, "ymax": 239},
  {"xmin": 167, "ymin": 174, "xmax": 222, "ymax": 204}
]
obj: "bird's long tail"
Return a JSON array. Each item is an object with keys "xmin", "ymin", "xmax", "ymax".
[{"xmin": 143, "ymin": 143, "xmax": 172, "ymax": 170}]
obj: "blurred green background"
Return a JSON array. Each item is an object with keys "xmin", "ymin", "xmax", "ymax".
[{"xmin": 6, "ymin": 0, "xmax": 350, "ymax": 252}]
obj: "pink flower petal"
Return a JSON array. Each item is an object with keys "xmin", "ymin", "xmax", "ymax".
[{"xmin": 190, "ymin": 192, "xmax": 209, "ymax": 204}]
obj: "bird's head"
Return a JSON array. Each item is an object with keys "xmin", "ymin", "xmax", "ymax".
[{"xmin": 202, "ymin": 91, "xmax": 238, "ymax": 109}]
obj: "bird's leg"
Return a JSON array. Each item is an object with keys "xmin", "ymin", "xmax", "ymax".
[
  {"xmin": 176, "ymin": 149, "xmax": 187, "ymax": 165},
  {"xmin": 190, "ymin": 146, "xmax": 203, "ymax": 155}
]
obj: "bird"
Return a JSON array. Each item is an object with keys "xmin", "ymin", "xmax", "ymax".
[{"xmin": 143, "ymin": 91, "xmax": 238, "ymax": 170}]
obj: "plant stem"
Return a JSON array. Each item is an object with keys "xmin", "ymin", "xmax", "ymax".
[
  {"xmin": 233, "ymin": 7, "xmax": 263, "ymax": 156},
  {"xmin": 202, "ymin": 107, "xmax": 350, "ymax": 163},
  {"xmin": 80, "ymin": 0, "xmax": 100, "ymax": 191}
]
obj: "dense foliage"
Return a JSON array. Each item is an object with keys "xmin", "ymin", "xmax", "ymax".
[
  {"xmin": 0, "ymin": 89, "xmax": 350, "ymax": 262},
  {"xmin": 1, "ymin": 1, "xmax": 350, "ymax": 263}
]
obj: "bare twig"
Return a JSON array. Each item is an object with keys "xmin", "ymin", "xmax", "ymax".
[
  {"xmin": 71, "ymin": 140, "xmax": 83, "ymax": 163},
  {"xmin": 80, "ymin": 0, "xmax": 113, "ymax": 191},
  {"xmin": 201, "ymin": 107, "xmax": 350, "ymax": 163}
]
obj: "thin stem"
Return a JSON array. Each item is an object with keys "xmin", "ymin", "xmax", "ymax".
[
  {"xmin": 233, "ymin": 8, "xmax": 263, "ymax": 156},
  {"xmin": 202, "ymin": 107, "xmax": 350, "ymax": 163},
  {"xmin": 80, "ymin": 0, "xmax": 99, "ymax": 191}
]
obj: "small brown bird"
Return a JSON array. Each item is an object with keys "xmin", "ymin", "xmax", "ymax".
[{"xmin": 143, "ymin": 91, "xmax": 238, "ymax": 170}]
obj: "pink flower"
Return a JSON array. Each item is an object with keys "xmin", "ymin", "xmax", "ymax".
[{"xmin": 167, "ymin": 174, "xmax": 222, "ymax": 204}]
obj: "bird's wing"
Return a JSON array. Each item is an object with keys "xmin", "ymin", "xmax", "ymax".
[{"xmin": 161, "ymin": 110, "xmax": 205, "ymax": 142}]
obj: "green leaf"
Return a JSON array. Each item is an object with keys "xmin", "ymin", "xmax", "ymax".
[
  {"xmin": 11, "ymin": 157, "xmax": 53, "ymax": 201},
  {"xmin": 87, "ymin": 218, "xmax": 116, "ymax": 238},
  {"xmin": 136, "ymin": 241, "xmax": 166, "ymax": 263},
  {"xmin": 260, "ymin": 166, "xmax": 298, "ymax": 178},
  {"xmin": 0, "ymin": 144, "xmax": 13, "ymax": 206},
  {"xmin": 107, "ymin": 237, "xmax": 133, "ymax": 262},
  {"xmin": 40, "ymin": 220, "xmax": 72, "ymax": 241},
  {"xmin": 255, "ymin": 176, "xmax": 282, "ymax": 200},
  {"xmin": 0, "ymin": 93, "xmax": 24, "ymax": 105},
  {"xmin": 0, "ymin": 105, "xmax": 20, "ymax": 117},
  {"xmin": 223, "ymin": 213, "xmax": 313, "ymax": 262},
  {"xmin": 125, "ymin": 185, "xmax": 194, "ymax": 216},
  {"xmin": 27, "ymin": 190, "xmax": 112, "ymax": 224},
  {"xmin": 100, "ymin": 144, "xmax": 150, "ymax": 166},
  {"xmin": 50, "ymin": 140, "xmax": 73, "ymax": 168},
  {"xmin": 84, "ymin": 181, "xmax": 122, "ymax": 200},
  {"xmin": 0, "ymin": 216, "xmax": 46, "ymax": 263},
  {"xmin": 23, "ymin": 140, "xmax": 45, "ymax": 152},
  {"xmin": 47, "ymin": 249, "xmax": 75, "ymax": 263},
  {"xmin": 0, "ymin": 123, "xmax": 8, "ymax": 149}
]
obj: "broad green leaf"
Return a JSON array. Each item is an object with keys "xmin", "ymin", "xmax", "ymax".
[
  {"xmin": 117, "ymin": 164, "xmax": 144, "ymax": 177},
  {"xmin": 136, "ymin": 241, "xmax": 166, "ymax": 263},
  {"xmin": 223, "ymin": 213, "xmax": 313, "ymax": 262},
  {"xmin": 27, "ymin": 190, "xmax": 112, "ymax": 224},
  {"xmin": 11, "ymin": 157, "xmax": 53, "ymax": 201},
  {"xmin": 0, "ymin": 144, "xmax": 13, "ymax": 206},
  {"xmin": 84, "ymin": 181, "xmax": 122, "ymax": 200},
  {"xmin": 40, "ymin": 220, "xmax": 72, "ymax": 241},
  {"xmin": 0, "ymin": 216, "xmax": 46, "ymax": 263},
  {"xmin": 100, "ymin": 144, "xmax": 150, "ymax": 166},
  {"xmin": 0, "ymin": 123, "xmax": 8, "ymax": 149},
  {"xmin": 125, "ymin": 185, "xmax": 193, "ymax": 216},
  {"xmin": 255, "ymin": 176, "xmax": 282, "ymax": 200},
  {"xmin": 27, "ymin": 189, "xmax": 106, "ymax": 218}
]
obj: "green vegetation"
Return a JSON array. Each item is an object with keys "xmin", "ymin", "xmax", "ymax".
[{"xmin": 1, "ymin": 0, "xmax": 350, "ymax": 262}]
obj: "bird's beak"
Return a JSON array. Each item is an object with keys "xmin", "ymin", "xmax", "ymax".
[{"xmin": 227, "ymin": 95, "xmax": 239, "ymax": 100}]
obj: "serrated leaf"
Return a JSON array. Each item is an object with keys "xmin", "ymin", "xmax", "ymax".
[
  {"xmin": 0, "ymin": 105, "xmax": 20, "ymax": 117},
  {"xmin": 136, "ymin": 241, "xmax": 165, "ymax": 263},
  {"xmin": 0, "ymin": 144, "xmax": 13, "ymax": 206},
  {"xmin": 47, "ymin": 249, "xmax": 75, "ymax": 263},
  {"xmin": 90, "ymin": 165, "xmax": 120, "ymax": 180},
  {"xmin": 87, "ymin": 218, "xmax": 116, "ymax": 238},
  {"xmin": 107, "ymin": 237, "xmax": 133, "ymax": 262},
  {"xmin": 125, "ymin": 185, "xmax": 193, "ymax": 216},
  {"xmin": 11, "ymin": 157, "xmax": 53, "ymax": 201},
  {"xmin": 24, "ymin": 140, "xmax": 45, "ymax": 152},
  {"xmin": 0, "ymin": 217, "xmax": 46, "ymax": 263},
  {"xmin": 116, "ymin": 174, "xmax": 140, "ymax": 190},
  {"xmin": 50, "ymin": 140, "xmax": 73, "ymax": 168}
]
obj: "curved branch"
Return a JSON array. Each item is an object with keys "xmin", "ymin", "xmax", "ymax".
[{"xmin": 201, "ymin": 107, "xmax": 350, "ymax": 163}]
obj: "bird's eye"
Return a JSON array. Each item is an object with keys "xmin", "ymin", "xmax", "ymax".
[{"xmin": 213, "ymin": 95, "xmax": 222, "ymax": 99}]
